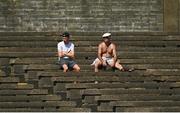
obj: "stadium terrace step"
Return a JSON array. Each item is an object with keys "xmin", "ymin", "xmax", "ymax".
[
  {"xmin": 0, "ymin": 47, "xmax": 56, "ymax": 52},
  {"xmin": 0, "ymin": 32, "xmax": 179, "ymax": 36},
  {"xmin": 97, "ymin": 104, "xmax": 113, "ymax": 112},
  {"xmin": 110, "ymin": 101, "xmax": 180, "ymax": 107},
  {"xmin": 9, "ymin": 57, "xmax": 180, "ymax": 65},
  {"xmin": 115, "ymin": 106, "xmax": 180, "ymax": 112},
  {"xmin": 0, "ymin": 70, "xmax": 6, "ymax": 77},
  {"xmin": 0, "ymin": 95, "xmax": 61, "ymax": 102},
  {"xmin": 1, "ymin": 51, "xmax": 180, "ymax": 58},
  {"xmin": 0, "ymin": 32, "xmax": 180, "ymax": 112},
  {"xmin": 0, "ymin": 41, "xmax": 180, "ymax": 47},
  {"xmin": 0, "ymin": 107, "xmax": 91, "ymax": 112},
  {"xmin": 32, "ymin": 70, "xmax": 179, "ymax": 79},
  {"xmin": 64, "ymin": 82, "xmax": 180, "ymax": 91},
  {"xmin": 0, "ymin": 36, "xmax": 58, "ymax": 41},
  {"xmin": 0, "ymin": 89, "xmax": 48, "ymax": 95},
  {"xmin": 0, "ymin": 52, "xmax": 55, "ymax": 58},
  {"xmin": 22, "ymin": 64, "xmax": 180, "ymax": 72},
  {"xmin": 81, "ymin": 89, "xmax": 180, "ymax": 95},
  {"xmin": 0, "ymin": 32, "xmax": 57, "ymax": 36},
  {"xmin": 0, "ymin": 83, "xmax": 34, "ymax": 90},
  {"xmin": 0, "ymin": 101, "xmax": 76, "ymax": 108},
  {"xmin": 51, "ymin": 76, "xmax": 180, "ymax": 83},
  {"xmin": 95, "ymin": 95, "xmax": 180, "ymax": 101},
  {"xmin": 0, "ymin": 77, "xmax": 19, "ymax": 83},
  {"xmin": 1, "ymin": 47, "xmax": 180, "ymax": 53}
]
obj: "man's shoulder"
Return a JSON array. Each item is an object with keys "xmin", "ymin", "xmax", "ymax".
[
  {"xmin": 69, "ymin": 42, "xmax": 74, "ymax": 47},
  {"xmin": 99, "ymin": 42, "xmax": 104, "ymax": 46},
  {"xmin": 110, "ymin": 42, "xmax": 116, "ymax": 47},
  {"xmin": 58, "ymin": 41, "xmax": 63, "ymax": 45}
]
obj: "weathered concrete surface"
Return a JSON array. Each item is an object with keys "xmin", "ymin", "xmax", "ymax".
[{"xmin": 0, "ymin": 0, "xmax": 163, "ymax": 32}]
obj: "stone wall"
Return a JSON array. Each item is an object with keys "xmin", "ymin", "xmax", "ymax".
[{"xmin": 0, "ymin": 0, "xmax": 163, "ymax": 32}]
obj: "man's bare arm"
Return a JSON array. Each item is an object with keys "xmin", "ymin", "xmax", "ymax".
[
  {"xmin": 112, "ymin": 44, "xmax": 117, "ymax": 62},
  {"xmin": 58, "ymin": 51, "xmax": 64, "ymax": 58},
  {"xmin": 64, "ymin": 50, "xmax": 74, "ymax": 58},
  {"xmin": 98, "ymin": 44, "xmax": 104, "ymax": 63},
  {"xmin": 58, "ymin": 50, "xmax": 74, "ymax": 58}
]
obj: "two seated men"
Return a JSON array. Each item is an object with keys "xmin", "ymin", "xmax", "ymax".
[{"xmin": 58, "ymin": 32, "xmax": 134, "ymax": 72}]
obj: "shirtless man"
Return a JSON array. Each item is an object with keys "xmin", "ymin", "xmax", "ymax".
[{"xmin": 91, "ymin": 33, "xmax": 133, "ymax": 72}]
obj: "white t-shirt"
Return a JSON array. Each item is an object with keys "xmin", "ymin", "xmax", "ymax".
[{"xmin": 57, "ymin": 41, "xmax": 74, "ymax": 59}]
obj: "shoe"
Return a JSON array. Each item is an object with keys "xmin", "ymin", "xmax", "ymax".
[
  {"xmin": 128, "ymin": 68, "xmax": 135, "ymax": 72},
  {"xmin": 121, "ymin": 67, "xmax": 135, "ymax": 72},
  {"xmin": 94, "ymin": 81, "xmax": 98, "ymax": 84}
]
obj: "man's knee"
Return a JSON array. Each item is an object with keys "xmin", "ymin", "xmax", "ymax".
[
  {"xmin": 62, "ymin": 64, "xmax": 68, "ymax": 70},
  {"xmin": 73, "ymin": 64, "xmax": 80, "ymax": 72},
  {"xmin": 95, "ymin": 61, "xmax": 102, "ymax": 67},
  {"xmin": 76, "ymin": 66, "xmax": 80, "ymax": 71}
]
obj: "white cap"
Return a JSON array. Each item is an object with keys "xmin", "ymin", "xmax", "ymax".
[{"xmin": 102, "ymin": 33, "xmax": 111, "ymax": 38}]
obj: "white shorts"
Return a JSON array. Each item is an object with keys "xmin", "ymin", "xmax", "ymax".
[{"xmin": 91, "ymin": 57, "xmax": 114, "ymax": 66}]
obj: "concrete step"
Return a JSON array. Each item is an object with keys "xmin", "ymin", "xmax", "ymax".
[
  {"xmin": 95, "ymin": 94, "xmax": 180, "ymax": 101},
  {"xmin": 34, "ymin": 70, "xmax": 180, "ymax": 79},
  {"xmin": 0, "ymin": 95, "xmax": 61, "ymax": 102},
  {"xmin": 98, "ymin": 101, "xmax": 180, "ymax": 112},
  {"xmin": 10, "ymin": 57, "xmax": 180, "ymax": 65},
  {"xmin": 51, "ymin": 76, "xmax": 180, "ymax": 83},
  {"xmin": 9, "ymin": 57, "xmax": 180, "ymax": 65},
  {"xmin": 0, "ymin": 83, "xmax": 33, "ymax": 90},
  {"xmin": 0, "ymin": 107, "xmax": 91, "ymax": 112},
  {"xmin": 57, "ymin": 88, "xmax": 179, "ymax": 101},
  {"xmin": 1, "ymin": 47, "xmax": 180, "ymax": 52},
  {"xmin": 23, "ymin": 64, "xmax": 180, "ymax": 72},
  {"xmin": 81, "ymin": 89, "xmax": 180, "ymax": 95},
  {"xmin": 0, "ymin": 101, "xmax": 76, "ymax": 108},
  {"xmin": 0, "ymin": 77, "xmax": 20, "ymax": 83},
  {"xmin": 0, "ymin": 89, "xmax": 48, "ymax": 95},
  {"xmin": 0, "ymin": 41, "xmax": 57, "ymax": 47},
  {"xmin": 0, "ymin": 47, "xmax": 56, "ymax": 52},
  {"xmin": 0, "ymin": 35, "xmax": 180, "ymax": 41},
  {"xmin": 65, "ymin": 82, "xmax": 180, "ymax": 90},
  {"xmin": 0, "ymin": 32, "xmax": 179, "ymax": 36},
  {"xmin": 25, "ymin": 71, "xmax": 146, "ymax": 83},
  {"xmin": 0, "ymin": 41, "xmax": 179, "ymax": 47},
  {"xmin": 115, "ymin": 106, "xmax": 180, "ymax": 112},
  {"xmin": 1, "ymin": 51, "xmax": 179, "ymax": 58},
  {"xmin": 110, "ymin": 101, "xmax": 180, "ymax": 107}
]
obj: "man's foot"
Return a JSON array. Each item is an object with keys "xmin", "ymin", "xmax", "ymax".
[
  {"xmin": 121, "ymin": 67, "xmax": 135, "ymax": 72},
  {"xmin": 128, "ymin": 68, "xmax": 135, "ymax": 72},
  {"xmin": 94, "ymin": 81, "xmax": 98, "ymax": 84}
]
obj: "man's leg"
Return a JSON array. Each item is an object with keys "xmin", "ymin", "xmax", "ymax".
[
  {"xmin": 94, "ymin": 59, "xmax": 102, "ymax": 72},
  {"xmin": 115, "ymin": 62, "xmax": 124, "ymax": 70},
  {"xmin": 114, "ymin": 59, "xmax": 124, "ymax": 71},
  {"xmin": 60, "ymin": 58, "xmax": 68, "ymax": 72},
  {"xmin": 62, "ymin": 64, "xmax": 68, "ymax": 72},
  {"xmin": 115, "ymin": 59, "xmax": 134, "ymax": 72},
  {"xmin": 69, "ymin": 60, "xmax": 80, "ymax": 72},
  {"xmin": 107, "ymin": 59, "xmax": 123, "ymax": 71},
  {"xmin": 73, "ymin": 64, "xmax": 80, "ymax": 72}
]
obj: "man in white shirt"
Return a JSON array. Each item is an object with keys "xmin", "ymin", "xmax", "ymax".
[{"xmin": 57, "ymin": 32, "xmax": 80, "ymax": 72}]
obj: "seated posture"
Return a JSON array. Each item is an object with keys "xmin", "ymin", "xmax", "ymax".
[
  {"xmin": 57, "ymin": 32, "xmax": 80, "ymax": 72},
  {"xmin": 91, "ymin": 33, "xmax": 134, "ymax": 72}
]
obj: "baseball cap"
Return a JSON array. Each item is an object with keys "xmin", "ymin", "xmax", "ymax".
[
  {"xmin": 102, "ymin": 33, "xmax": 111, "ymax": 38},
  {"xmin": 61, "ymin": 32, "xmax": 70, "ymax": 37}
]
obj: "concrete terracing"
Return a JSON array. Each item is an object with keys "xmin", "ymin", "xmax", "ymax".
[{"xmin": 0, "ymin": 32, "xmax": 180, "ymax": 111}]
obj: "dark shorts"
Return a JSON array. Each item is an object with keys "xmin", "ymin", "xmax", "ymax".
[{"xmin": 59, "ymin": 58, "xmax": 76, "ymax": 69}]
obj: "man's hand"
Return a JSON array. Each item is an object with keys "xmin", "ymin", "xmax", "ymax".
[
  {"xmin": 64, "ymin": 50, "xmax": 71, "ymax": 56},
  {"xmin": 102, "ymin": 60, "xmax": 107, "ymax": 66}
]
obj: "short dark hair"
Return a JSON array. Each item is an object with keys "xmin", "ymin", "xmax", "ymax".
[{"xmin": 61, "ymin": 32, "xmax": 70, "ymax": 37}]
